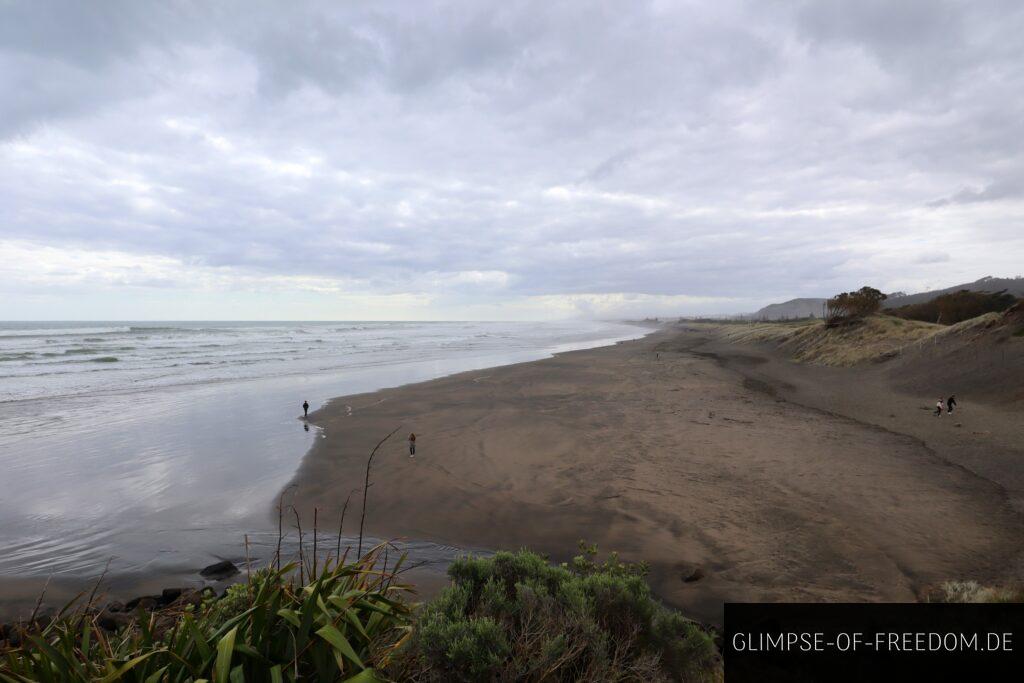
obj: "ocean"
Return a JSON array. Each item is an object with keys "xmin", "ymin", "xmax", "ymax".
[{"xmin": 0, "ymin": 320, "xmax": 642, "ymax": 589}]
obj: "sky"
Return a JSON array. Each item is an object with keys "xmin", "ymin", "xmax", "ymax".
[{"xmin": 1, "ymin": 0, "xmax": 1023, "ymax": 321}]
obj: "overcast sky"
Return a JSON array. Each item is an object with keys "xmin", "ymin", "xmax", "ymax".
[{"xmin": 2, "ymin": 0, "xmax": 1023, "ymax": 320}]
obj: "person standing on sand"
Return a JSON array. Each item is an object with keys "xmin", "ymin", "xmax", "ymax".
[
  {"xmin": 408, "ymin": 433, "xmax": 416, "ymax": 457},
  {"xmin": 947, "ymin": 395, "xmax": 957, "ymax": 414},
  {"xmin": 303, "ymin": 400, "xmax": 309, "ymax": 418},
  {"xmin": 935, "ymin": 399, "xmax": 944, "ymax": 417}
]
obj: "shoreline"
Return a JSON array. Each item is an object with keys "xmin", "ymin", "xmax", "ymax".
[
  {"xmin": 5, "ymin": 323, "xmax": 1020, "ymax": 626},
  {"xmin": 0, "ymin": 323, "xmax": 651, "ymax": 621},
  {"xmin": 285, "ymin": 326, "xmax": 1024, "ymax": 626}
]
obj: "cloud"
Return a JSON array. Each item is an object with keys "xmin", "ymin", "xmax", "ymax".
[
  {"xmin": 1, "ymin": 0, "xmax": 1023, "ymax": 318},
  {"xmin": 914, "ymin": 252, "xmax": 951, "ymax": 265},
  {"xmin": 927, "ymin": 178, "xmax": 1024, "ymax": 207}
]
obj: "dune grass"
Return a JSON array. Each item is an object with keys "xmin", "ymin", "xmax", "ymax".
[
  {"xmin": 710, "ymin": 316, "xmax": 941, "ymax": 366},
  {"xmin": 707, "ymin": 302, "xmax": 1024, "ymax": 367},
  {"xmin": 929, "ymin": 581, "xmax": 1024, "ymax": 604}
]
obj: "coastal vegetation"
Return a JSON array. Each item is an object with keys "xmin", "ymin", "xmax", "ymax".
[
  {"xmin": 0, "ymin": 545, "xmax": 720, "ymax": 682},
  {"xmin": 888, "ymin": 289, "xmax": 1018, "ymax": 325},
  {"xmin": 825, "ymin": 286, "xmax": 887, "ymax": 324},
  {"xmin": 0, "ymin": 546, "xmax": 412, "ymax": 682},
  {"xmin": 930, "ymin": 581, "xmax": 1024, "ymax": 604},
  {"xmin": 710, "ymin": 287, "xmax": 1024, "ymax": 367},
  {"xmin": 389, "ymin": 544, "xmax": 720, "ymax": 682},
  {"xmin": 712, "ymin": 315, "xmax": 941, "ymax": 366}
]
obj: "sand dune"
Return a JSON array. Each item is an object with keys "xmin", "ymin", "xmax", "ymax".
[{"xmin": 286, "ymin": 326, "xmax": 1024, "ymax": 625}]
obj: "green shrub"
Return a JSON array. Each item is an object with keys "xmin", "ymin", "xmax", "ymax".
[
  {"xmin": 391, "ymin": 544, "xmax": 720, "ymax": 682},
  {"xmin": 826, "ymin": 286, "xmax": 887, "ymax": 323}
]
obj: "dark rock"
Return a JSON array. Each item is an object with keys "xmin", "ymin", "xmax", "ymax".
[
  {"xmin": 96, "ymin": 609, "xmax": 132, "ymax": 632},
  {"xmin": 159, "ymin": 588, "xmax": 183, "ymax": 605},
  {"xmin": 2, "ymin": 625, "xmax": 23, "ymax": 647},
  {"xmin": 200, "ymin": 559, "xmax": 240, "ymax": 580},
  {"xmin": 105, "ymin": 600, "xmax": 125, "ymax": 613},
  {"xmin": 125, "ymin": 596, "xmax": 159, "ymax": 611},
  {"xmin": 172, "ymin": 588, "xmax": 206, "ymax": 609},
  {"xmin": 683, "ymin": 567, "xmax": 705, "ymax": 583}
]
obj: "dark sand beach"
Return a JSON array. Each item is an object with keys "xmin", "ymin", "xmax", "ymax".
[{"xmin": 287, "ymin": 326, "xmax": 1024, "ymax": 625}]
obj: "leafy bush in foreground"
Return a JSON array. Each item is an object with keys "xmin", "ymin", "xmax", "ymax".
[
  {"xmin": 2, "ymin": 544, "xmax": 720, "ymax": 682},
  {"xmin": 390, "ymin": 544, "xmax": 720, "ymax": 682},
  {"xmin": 0, "ymin": 547, "xmax": 411, "ymax": 682}
]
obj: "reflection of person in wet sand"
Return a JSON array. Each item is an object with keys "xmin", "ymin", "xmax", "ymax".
[{"xmin": 303, "ymin": 400, "xmax": 309, "ymax": 418}]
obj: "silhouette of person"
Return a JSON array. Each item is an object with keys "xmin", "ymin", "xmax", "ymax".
[
  {"xmin": 408, "ymin": 433, "xmax": 416, "ymax": 457},
  {"xmin": 303, "ymin": 400, "xmax": 309, "ymax": 418},
  {"xmin": 947, "ymin": 395, "xmax": 957, "ymax": 414}
]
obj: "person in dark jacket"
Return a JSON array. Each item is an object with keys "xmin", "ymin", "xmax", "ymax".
[
  {"xmin": 303, "ymin": 400, "xmax": 309, "ymax": 418},
  {"xmin": 947, "ymin": 395, "xmax": 957, "ymax": 414}
]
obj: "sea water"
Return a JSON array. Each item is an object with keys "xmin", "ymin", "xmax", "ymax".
[{"xmin": 0, "ymin": 320, "xmax": 642, "ymax": 585}]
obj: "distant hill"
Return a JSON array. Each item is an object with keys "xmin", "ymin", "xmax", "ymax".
[
  {"xmin": 752, "ymin": 276, "xmax": 1023, "ymax": 320},
  {"xmin": 882, "ymin": 276, "xmax": 1024, "ymax": 308},
  {"xmin": 752, "ymin": 298, "xmax": 827, "ymax": 320}
]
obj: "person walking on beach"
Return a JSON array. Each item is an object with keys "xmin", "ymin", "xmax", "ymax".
[
  {"xmin": 302, "ymin": 400, "xmax": 309, "ymax": 418},
  {"xmin": 947, "ymin": 395, "xmax": 957, "ymax": 414},
  {"xmin": 935, "ymin": 398, "xmax": 944, "ymax": 417},
  {"xmin": 408, "ymin": 432, "xmax": 416, "ymax": 457}
]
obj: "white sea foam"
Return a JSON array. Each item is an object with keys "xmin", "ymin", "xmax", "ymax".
[{"xmin": 0, "ymin": 321, "xmax": 637, "ymax": 403}]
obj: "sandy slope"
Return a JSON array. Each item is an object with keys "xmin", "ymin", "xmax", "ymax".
[{"xmin": 286, "ymin": 328, "xmax": 1024, "ymax": 625}]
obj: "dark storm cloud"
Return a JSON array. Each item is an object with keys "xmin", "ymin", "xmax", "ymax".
[{"xmin": 1, "ymin": 0, "xmax": 1023, "ymax": 316}]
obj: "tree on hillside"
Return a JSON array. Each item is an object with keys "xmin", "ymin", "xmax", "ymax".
[{"xmin": 826, "ymin": 286, "xmax": 887, "ymax": 324}]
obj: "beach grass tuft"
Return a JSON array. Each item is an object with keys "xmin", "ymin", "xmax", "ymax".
[{"xmin": 931, "ymin": 580, "xmax": 1024, "ymax": 604}]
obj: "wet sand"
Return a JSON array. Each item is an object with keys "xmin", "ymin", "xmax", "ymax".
[{"xmin": 288, "ymin": 327, "xmax": 1024, "ymax": 625}]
